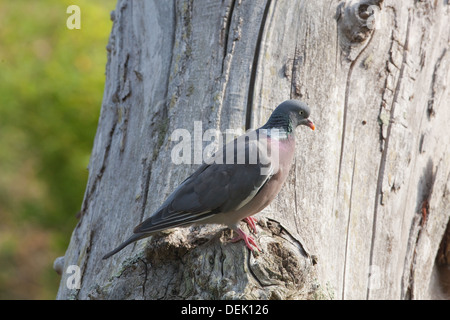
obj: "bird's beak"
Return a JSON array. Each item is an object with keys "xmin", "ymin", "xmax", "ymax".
[{"xmin": 306, "ymin": 119, "xmax": 315, "ymax": 131}]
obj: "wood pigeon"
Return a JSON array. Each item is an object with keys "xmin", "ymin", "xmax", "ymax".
[{"xmin": 103, "ymin": 100, "xmax": 314, "ymax": 259}]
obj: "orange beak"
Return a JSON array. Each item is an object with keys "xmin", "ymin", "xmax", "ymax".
[{"xmin": 307, "ymin": 119, "xmax": 315, "ymax": 131}]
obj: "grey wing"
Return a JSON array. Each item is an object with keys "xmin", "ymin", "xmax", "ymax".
[{"xmin": 134, "ymin": 133, "xmax": 273, "ymax": 234}]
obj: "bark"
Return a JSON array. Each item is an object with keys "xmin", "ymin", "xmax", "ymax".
[{"xmin": 56, "ymin": 0, "xmax": 450, "ymax": 300}]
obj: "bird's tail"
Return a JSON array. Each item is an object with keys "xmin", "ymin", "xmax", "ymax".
[{"xmin": 102, "ymin": 233, "xmax": 147, "ymax": 260}]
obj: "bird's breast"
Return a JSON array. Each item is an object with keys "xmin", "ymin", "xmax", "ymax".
[{"xmin": 236, "ymin": 137, "xmax": 295, "ymax": 217}]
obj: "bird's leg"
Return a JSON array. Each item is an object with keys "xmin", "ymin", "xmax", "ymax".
[
  {"xmin": 243, "ymin": 216, "xmax": 258, "ymax": 234},
  {"xmin": 231, "ymin": 227, "xmax": 261, "ymax": 252}
]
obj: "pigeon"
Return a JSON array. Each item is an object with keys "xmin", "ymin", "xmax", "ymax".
[{"xmin": 103, "ymin": 100, "xmax": 314, "ymax": 259}]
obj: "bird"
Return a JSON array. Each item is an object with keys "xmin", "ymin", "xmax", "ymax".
[{"xmin": 103, "ymin": 99, "xmax": 315, "ymax": 259}]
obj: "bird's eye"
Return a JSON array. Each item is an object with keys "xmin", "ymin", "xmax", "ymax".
[{"xmin": 299, "ymin": 111, "xmax": 303, "ymax": 115}]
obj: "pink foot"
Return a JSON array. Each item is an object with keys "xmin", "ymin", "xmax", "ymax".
[
  {"xmin": 243, "ymin": 216, "xmax": 258, "ymax": 234},
  {"xmin": 231, "ymin": 228, "xmax": 261, "ymax": 252}
]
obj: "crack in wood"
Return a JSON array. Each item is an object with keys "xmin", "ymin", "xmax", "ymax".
[
  {"xmin": 367, "ymin": 13, "xmax": 412, "ymax": 299},
  {"xmin": 342, "ymin": 148, "xmax": 357, "ymax": 299},
  {"xmin": 336, "ymin": 20, "xmax": 376, "ymax": 193},
  {"xmin": 247, "ymin": 250, "xmax": 266, "ymax": 288},
  {"xmin": 80, "ymin": 118, "xmax": 118, "ymax": 218},
  {"xmin": 221, "ymin": 0, "xmax": 236, "ymax": 74},
  {"xmin": 402, "ymin": 160, "xmax": 439, "ymax": 299},
  {"xmin": 75, "ymin": 229, "xmax": 94, "ymax": 300},
  {"xmin": 377, "ymin": 6, "xmax": 400, "ymax": 152},
  {"xmin": 290, "ymin": 43, "xmax": 304, "ymax": 99},
  {"xmin": 139, "ymin": 157, "xmax": 153, "ymax": 224},
  {"xmin": 427, "ymin": 48, "xmax": 447, "ymax": 119},
  {"xmin": 246, "ymin": 0, "xmax": 272, "ymax": 131},
  {"xmin": 138, "ymin": 257, "xmax": 149, "ymax": 298}
]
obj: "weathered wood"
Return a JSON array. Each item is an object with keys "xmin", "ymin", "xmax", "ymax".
[{"xmin": 56, "ymin": 0, "xmax": 449, "ymax": 300}]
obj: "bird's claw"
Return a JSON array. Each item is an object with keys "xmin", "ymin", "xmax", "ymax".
[
  {"xmin": 243, "ymin": 216, "xmax": 258, "ymax": 234},
  {"xmin": 231, "ymin": 228, "xmax": 261, "ymax": 252}
]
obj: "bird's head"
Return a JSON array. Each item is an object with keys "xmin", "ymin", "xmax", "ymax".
[{"xmin": 272, "ymin": 100, "xmax": 315, "ymax": 131}]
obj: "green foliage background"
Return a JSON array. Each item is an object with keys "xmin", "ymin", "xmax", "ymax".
[{"xmin": 0, "ymin": 0, "xmax": 113, "ymax": 299}]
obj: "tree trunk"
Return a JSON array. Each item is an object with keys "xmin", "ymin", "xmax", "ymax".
[{"xmin": 55, "ymin": 0, "xmax": 450, "ymax": 300}]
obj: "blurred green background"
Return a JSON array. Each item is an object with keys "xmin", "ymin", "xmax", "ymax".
[{"xmin": 0, "ymin": 0, "xmax": 114, "ymax": 299}]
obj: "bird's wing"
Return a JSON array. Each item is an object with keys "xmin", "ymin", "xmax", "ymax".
[{"xmin": 133, "ymin": 130, "xmax": 274, "ymax": 234}]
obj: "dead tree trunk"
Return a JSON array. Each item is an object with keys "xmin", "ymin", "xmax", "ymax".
[{"xmin": 55, "ymin": 0, "xmax": 450, "ymax": 300}]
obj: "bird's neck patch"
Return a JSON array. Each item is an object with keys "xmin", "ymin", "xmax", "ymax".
[
  {"xmin": 261, "ymin": 112, "xmax": 293, "ymax": 137},
  {"xmin": 266, "ymin": 127, "xmax": 291, "ymax": 140}
]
